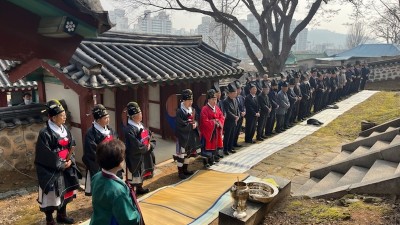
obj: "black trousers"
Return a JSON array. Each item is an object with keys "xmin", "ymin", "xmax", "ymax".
[
  {"xmin": 265, "ymin": 110, "xmax": 276, "ymax": 135},
  {"xmin": 245, "ymin": 116, "xmax": 257, "ymax": 142},
  {"xmin": 223, "ymin": 121, "xmax": 236, "ymax": 152},
  {"xmin": 233, "ymin": 117, "xmax": 244, "ymax": 145},
  {"xmin": 299, "ymin": 100, "xmax": 308, "ymax": 120},
  {"xmin": 275, "ymin": 114, "xmax": 285, "ymax": 132},
  {"xmin": 257, "ymin": 113, "xmax": 268, "ymax": 138}
]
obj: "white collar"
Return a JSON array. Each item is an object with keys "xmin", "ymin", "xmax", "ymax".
[
  {"xmin": 128, "ymin": 119, "xmax": 144, "ymax": 130},
  {"xmin": 180, "ymin": 102, "xmax": 192, "ymax": 114},
  {"xmin": 102, "ymin": 168, "xmax": 120, "ymax": 180},
  {"xmin": 207, "ymin": 103, "xmax": 216, "ymax": 112},
  {"xmin": 93, "ymin": 121, "xmax": 110, "ymax": 136},
  {"xmin": 48, "ymin": 120, "xmax": 67, "ymax": 138}
]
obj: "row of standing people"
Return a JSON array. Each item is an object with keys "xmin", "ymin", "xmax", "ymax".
[{"xmin": 35, "ymin": 100, "xmax": 151, "ymax": 224}]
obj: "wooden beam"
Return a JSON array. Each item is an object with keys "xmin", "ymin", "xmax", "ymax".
[
  {"xmin": 0, "ymin": 92, "xmax": 8, "ymax": 107},
  {"xmin": 7, "ymin": 58, "xmax": 43, "ymax": 83}
]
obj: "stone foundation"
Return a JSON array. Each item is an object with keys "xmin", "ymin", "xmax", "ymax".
[
  {"xmin": 0, "ymin": 123, "xmax": 45, "ymax": 172},
  {"xmin": 370, "ymin": 59, "xmax": 400, "ymax": 82}
]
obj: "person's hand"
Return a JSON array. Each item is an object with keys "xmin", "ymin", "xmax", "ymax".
[
  {"xmin": 241, "ymin": 112, "xmax": 246, "ymax": 117},
  {"xmin": 147, "ymin": 144, "xmax": 151, "ymax": 151},
  {"xmin": 65, "ymin": 160, "xmax": 72, "ymax": 169},
  {"xmin": 256, "ymin": 112, "xmax": 260, "ymax": 117},
  {"xmin": 192, "ymin": 123, "xmax": 197, "ymax": 129}
]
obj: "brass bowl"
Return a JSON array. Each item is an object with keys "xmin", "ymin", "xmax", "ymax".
[{"xmin": 247, "ymin": 181, "xmax": 279, "ymax": 203}]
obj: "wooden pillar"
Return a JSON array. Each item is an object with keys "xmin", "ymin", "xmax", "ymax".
[
  {"xmin": 115, "ymin": 87, "xmax": 137, "ymax": 142},
  {"xmin": 137, "ymin": 86, "xmax": 149, "ymax": 127},
  {"xmin": 79, "ymin": 93, "xmax": 94, "ymax": 142},
  {"xmin": 37, "ymin": 80, "xmax": 46, "ymax": 103},
  {"xmin": 0, "ymin": 92, "xmax": 7, "ymax": 107}
]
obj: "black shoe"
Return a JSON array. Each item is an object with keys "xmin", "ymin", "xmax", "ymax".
[
  {"xmin": 262, "ymin": 135, "xmax": 268, "ymax": 139},
  {"xmin": 136, "ymin": 187, "xmax": 150, "ymax": 195},
  {"xmin": 56, "ymin": 215, "xmax": 74, "ymax": 224},
  {"xmin": 256, "ymin": 137, "xmax": 264, "ymax": 141},
  {"xmin": 276, "ymin": 130, "xmax": 282, "ymax": 133},
  {"xmin": 214, "ymin": 157, "xmax": 220, "ymax": 163},
  {"xmin": 228, "ymin": 149, "xmax": 236, "ymax": 153},
  {"xmin": 233, "ymin": 144, "xmax": 242, "ymax": 147},
  {"xmin": 218, "ymin": 154, "xmax": 224, "ymax": 158},
  {"xmin": 204, "ymin": 164, "xmax": 210, "ymax": 169},
  {"xmin": 224, "ymin": 151, "xmax": 230, "ymax": 155},
  {"xmin": 178, "ymin": 173, "xmax": 188, "ymax": 179}
]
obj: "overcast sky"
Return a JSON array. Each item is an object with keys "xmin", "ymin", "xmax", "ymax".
[{"xmin": 100, "ymin": 0, "xmax": 354, "ymax": 34}]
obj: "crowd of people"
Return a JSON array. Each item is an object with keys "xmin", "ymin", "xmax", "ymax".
[
  {"xmin": 33, "ymin": 61, "xmax": 369, "ymax": 225},
  {"xmin": 172, "ymin": 61, "xmax": 370, "ymax": 178},
  {"xmin": 35, "ymin": 100, "xmax": 150, "ymax": 224}
]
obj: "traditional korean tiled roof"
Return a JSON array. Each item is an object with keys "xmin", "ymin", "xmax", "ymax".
[
  {"xmin": 0, "ymin": 104, "xmax": 46, "ymax": 130},
  {"xmin": 0, "ymin": 60, "xmax": 38, "ymax": 92},
  {"xmin": 61, "ymin": 32, "xmax": 244, "ymax": 88}
]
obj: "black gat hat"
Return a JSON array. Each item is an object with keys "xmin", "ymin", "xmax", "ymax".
[
  {"xmin": 92, "ymin": 104, "xmax": 109, "ymax": 120},
  {"xmin": 45, "ymin": 99, "xmax": 65, "ymax": 117},
  {"xmin": 181, "ymin": 89, "xmax": 193, "ymax": 101},
  {"xmin": 127, "ymin": 102, "xmax": 141, "ymax": 116}
]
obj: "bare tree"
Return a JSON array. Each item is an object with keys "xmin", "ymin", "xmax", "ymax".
[
  {"xmin": 346, "ymin": 22, "xmax": 369, "ymax": 48},
  {"xmin": 369, "ymin": 0, "xmax": 400, "ymax": 43},
  {"xmin": 120, "ymin": 0, "xmax": 358, "ymax": 74}
]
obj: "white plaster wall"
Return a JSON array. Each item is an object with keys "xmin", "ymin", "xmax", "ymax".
[
  {"xmin": 45, "ymin": 83, "xmax": 81, "ymax": 123},
  {"xmin": 149, "ymin": 84, "xmax": 160, "ymax": 101},
  {"xmin": 108, "ymin": 110, "xmax": 116, "ymax": 131},
  {"xmin": 70, "ymin": 127, "xmax": 83, "ymax": 166},
  {"xmin": 103, "ymin": 88, "xmax": 115, "ymax": 109},
  {"xmin": 149, "ymin": 102, "xmax": 160, "ymax": 129}
]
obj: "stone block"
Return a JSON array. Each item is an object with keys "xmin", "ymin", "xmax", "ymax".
[{"xmin": 219, "ymin": 176, "xmax": 291, "ymax": 225}]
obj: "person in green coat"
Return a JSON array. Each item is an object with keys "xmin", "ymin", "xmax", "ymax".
[{"xmin": 90, "ymin": 139, "xmax": 144, "ymax": 225}]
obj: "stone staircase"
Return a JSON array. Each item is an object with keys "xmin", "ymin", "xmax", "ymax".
[{"xmin": 294, "ymin": 117, "xmax": 400, "ymax": 198}]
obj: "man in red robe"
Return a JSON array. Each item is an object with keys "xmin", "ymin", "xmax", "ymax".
[{"xmin": 199, "ymin": 89, "xmax": 225, "ymax": 168}]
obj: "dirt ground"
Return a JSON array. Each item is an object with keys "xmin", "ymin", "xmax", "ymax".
[{"xmin": 1, "ymin": 80, "xmax": 399, "ymax": 225}]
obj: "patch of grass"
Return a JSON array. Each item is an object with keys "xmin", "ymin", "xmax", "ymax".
[
  {"xmin": 286, "ymin": 199, "xmax": 351, "ymax": 222},
  {"xmin": 317, "ymin": 91, "xmax": 400, "ymax": 140},
  {"xmin": 304, "ymin": 205, "xmax": 351, "ymax": 221},
  {"xmin": 348, "ymin": 201, "xmax": 390, "ymax": 213}
]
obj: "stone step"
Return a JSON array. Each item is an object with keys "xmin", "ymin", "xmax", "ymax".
[
  {"xmin": 330, "ymin": 150, "xmax": 352, "ymax": 164},
  {"xmin": 369, "ymin": 131, "xmax": 381, "ymax": 137},
  {"xmin": 386, "ymin": 126, "xmax": 398, "ymax": 132},
  {"xmin": 390, "ymin": 135, "xmax": 400, "ymax": 145},
  {"xmin": 395, "ymin": 163, "xmax": 400, "ymax": 174},
  {"xmin": 361, "ymin": 160, "xmax": 398, "ymax": 183},
  {"xmin": 355, "ymin": 136, "xmax": 365, "ymax": 141},
  {"xmin": 306, "ymin": 172, "xmax": 343, "ymax": 195},
  {"xmin": 295, "ymin": 177, "xmax": 320, "ymax": 196},
  {"xmin": 351, "ymin": 146, "xmax": 370, "ymax": 156},
  {"xmin": 369, "ymin": 140, "xmax": 390, "ymax": 151},
  {"xmin": 336, "ymin": 166, "xmax": 369, "ymax": 187}
]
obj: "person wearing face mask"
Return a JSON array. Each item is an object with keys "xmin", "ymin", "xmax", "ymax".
[
  {"xmin": 285, "ymin": 78, "xmax": 298, "ymax": 129},
  {"xmin": 124, "ymin": 101, "xmax": 155, "ymax": 194},
  {"xmin": 19, "ymin": 92, "xmax": 34, "ymax": 105},
  {"xmin": 299, "ymin": 74, "xmax": 311, "ymax": 121},
  {"xmin": 83, "ymin": 104, "xmax": 118, "ymax": 196},
  {"xmin": 265, "ymin": 79, "xmax": 279, "ymax": 136},
  {"xmin": 337, "ymin": 66, "xmax": 347, "ymax": 101},
  {"xmin": 275, "ymin": 82, "xmax": 290, "ymax": 133},
  {"xmin": 35, "ymin": 100, "xmax": 81, "ymax": 225}
]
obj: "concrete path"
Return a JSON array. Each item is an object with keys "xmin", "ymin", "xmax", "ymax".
[{"xmin": 210, "ymin": 90, "xmax": 379, "ymax": 174}]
